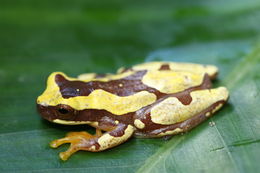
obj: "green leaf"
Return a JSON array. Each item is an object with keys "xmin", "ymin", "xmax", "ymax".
[{"xmin": 0, "ymin": 0, "xmax": 259, "ymax": 173}]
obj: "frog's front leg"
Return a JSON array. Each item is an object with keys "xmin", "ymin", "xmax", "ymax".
[{"xmin": 50, "ymin": 123, "xmax": 134, "ymax": 161}]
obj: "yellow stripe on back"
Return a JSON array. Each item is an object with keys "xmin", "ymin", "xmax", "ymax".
[
  {"xmin": 61, "ymin": 90, "xmax": 157, "ymax": 115},
  {"xmin": 142, "ymin": 71, "xmax": 204, "ymax": 94}
]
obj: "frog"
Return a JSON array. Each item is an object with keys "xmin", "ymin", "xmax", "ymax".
[{"xmin": 37, "ymin": 61, "xmax": 229, "ymax": 161}]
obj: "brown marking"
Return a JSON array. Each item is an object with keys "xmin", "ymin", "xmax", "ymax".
[
  {"xmin": 109, "ymin": 124, "xmax": 128, "ymax": 137},
  {"xmin": 85, "ymin": 139, "xmax": 101, "ymax": 151},
  {"xmin": 37, "ymin": 103, "xmax": 134, "ymax": 127},
  {"xmin": 159, "ymin": 64, "xmax": 170, "ymax": 70},
  {"xmin": 55, "ymin": 71, "xmax": 166, "ymax": 99},
  {"xmin": 93, "ymin": 140, "xmax": 101, "ymax": 150}
]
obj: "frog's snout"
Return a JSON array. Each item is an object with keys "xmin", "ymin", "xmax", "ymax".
[{"xmin": 37, "ymin": 104, "xmax": 56, "ymax": 121}]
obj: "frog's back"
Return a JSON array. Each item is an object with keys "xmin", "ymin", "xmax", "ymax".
[
  {"xmin": 55, "ymin": 68, "xmax": 211, "ymax": 100},
  {"xmin": 38, "ymin": 61, "xmax": 217, "ymax": 116}
]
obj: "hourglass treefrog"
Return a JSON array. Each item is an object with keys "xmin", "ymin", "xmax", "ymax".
[{"xmin": 37, "ymin": 62, "xmax": 229, "ymax": 160}]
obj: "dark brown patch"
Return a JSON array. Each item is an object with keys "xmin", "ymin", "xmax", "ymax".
[
  {"xmin": 83, "ymin": 138, "xmax": 101, "ymax": 151},
  {"xmin": 37, "ymin": 103, "xmax": 134, "ymax": 126},
  {"xmin": 159, "ymin": 64, "xmax": 170, "ymax": 70},
  {"xmin": 55, "ymin": 71, "xmax": 166, "ymax": 99},
  {"xmin": 109, "ymin": 124, "xmax": 128, "ymax": 137},
  {"xmin": 92, "ymin": 140, "xmax": 101, "ymax": 150}
]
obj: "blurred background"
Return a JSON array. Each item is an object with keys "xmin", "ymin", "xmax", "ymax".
[{"xmin": 1, "ymin": 0, "xmax": 260, "ymax": 172}]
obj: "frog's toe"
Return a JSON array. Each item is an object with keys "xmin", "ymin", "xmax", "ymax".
[
  {"xmin": 50, "ymin": 131, "xmax": 97, "ymax": 148},
  {"xmin": 59, "ymin": 144, "xmax": 81, "ymax": 161},
  {"xmin": 50, "ymin": 136, "xmax": 79, "ymax": 148}
]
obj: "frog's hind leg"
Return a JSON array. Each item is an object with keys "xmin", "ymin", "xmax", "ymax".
[{"xmin": 148, "ymin": 87, "xmax": 229, "ymax": 137}]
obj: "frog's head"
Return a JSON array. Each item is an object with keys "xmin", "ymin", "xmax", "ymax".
[{"xmin": 37, "ymin": 72, "xmax": 87, "ymax": 124}]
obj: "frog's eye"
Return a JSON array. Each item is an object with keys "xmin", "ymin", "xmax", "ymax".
[
  {"xmin": 58, "ymin": 108, "xmax": 69, "ymax": 115},
  {"xmin": 56, "ymin": 105, "xmax": 76, "ymax": 120}
]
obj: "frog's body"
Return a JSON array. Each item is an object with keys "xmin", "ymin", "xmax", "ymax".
[{"xmin": 37, "ymin": 61, "xmax": 229, "ymax": 161}]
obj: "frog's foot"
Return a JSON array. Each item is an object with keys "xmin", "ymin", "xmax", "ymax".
[
  {"xmin": 50, "ymin": 129, "xmax": 102, "ymax": 161},
  {"xmin": 50, "ymin": 124, "xmax": 135, "ymax": 161}
]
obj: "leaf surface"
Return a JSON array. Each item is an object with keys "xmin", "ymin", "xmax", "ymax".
[{"xmin": 0, "ymin": 0, "xmax": 259, "ymax": 172}]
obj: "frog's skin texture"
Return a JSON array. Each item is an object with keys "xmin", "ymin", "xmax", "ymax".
[{"xmin": 37, "ymin": 61, "xmax": 229, "ymax": 161}]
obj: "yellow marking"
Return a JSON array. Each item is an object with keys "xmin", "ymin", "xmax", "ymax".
[
  {"xmin": 97, "ymin": 125, "xmax": 134, "ymax": 151},
  {"xmin": 90, "ymin": 122, "xmax": 99, "ymax": 128},
  {"xmin": 205, "ymin": 112, "xmax": 211, "ymax": 117},
  {"xmin": 134, "ymin": 119, "xmax": 145, "ymax": 129},
  {"xmin": 142, "ymin": 71, "xmax": 204, "ymax": 94},
  {"xmin": 53, "ymin": 119, "xmax": 100, "ymax": 127},
  {"xmin": 37, "ymin": 72, "xmax": 157, "ymax": 115},
  {"xmin": 132, "ymin": 61, "xmax": 218, "ymax": 78},
  {"xmin": 94, "ymin": 71, "xmax": 135, "ymax": 82},
  {"xmin": 61, "ymin": 71, "xmax": 136, "ymax": 83},
  {"xmin": 78, "ymin": 73, "xmax": 96, "ymax": 80},
  {"xmin": 117, "ymin": 67, "xmax": 126, "ymax": 73},
  {"xmin": 53, "ymin": 119, "xmax": 91, "ymax": 125},
  {"xmin": 212, "ymin": 103, "xmax": 223, "ymax": 114},
  {"xmin": 168, "ymin": 62, "xmax": 218, "ymax": 78},
  {"xmin": 90, "ymin": 146, "xmax": 96, "ymax": 150},
  {"xmin": 157, "ymin": 128, "xmax": 183, "ymax": 137},
  {"xmin": 132, "ymin": 62, "xmax": 163, "ymax": 71},
  {"xmin": 150, "ymin": 87, "xmax": 229, "ymax": 125},
  {"xmin": 115, "ymin": 120, "xmax": 119, "ymax": 124}
]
